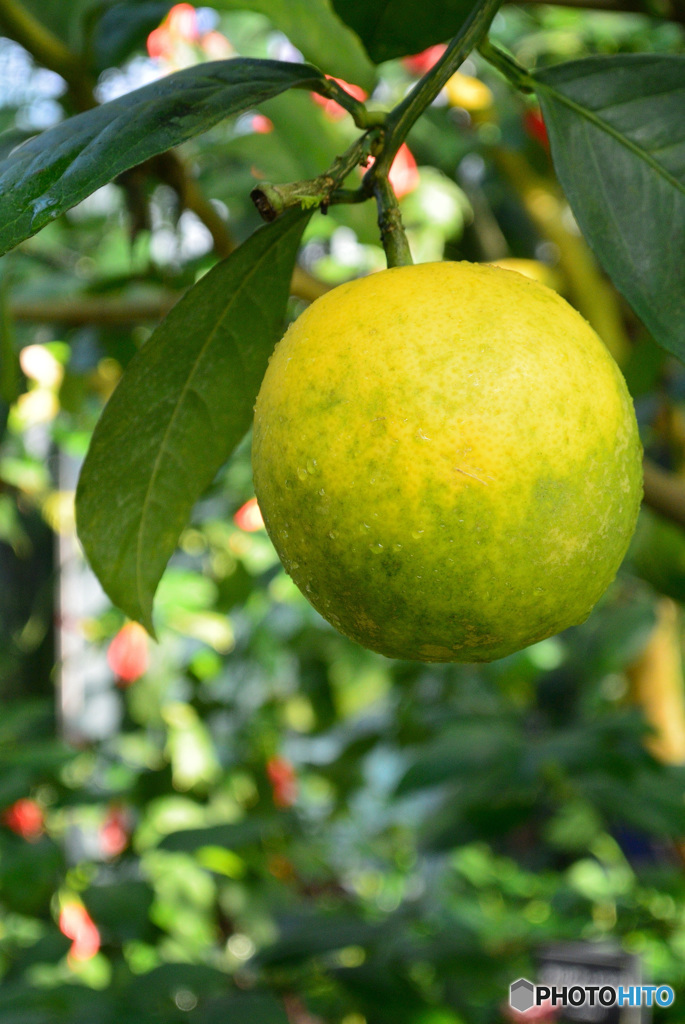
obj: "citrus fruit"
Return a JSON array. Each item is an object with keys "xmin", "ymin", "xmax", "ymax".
[{"xmin": 252, "ymin": 261, "xmax": 642, "ymax": 662}]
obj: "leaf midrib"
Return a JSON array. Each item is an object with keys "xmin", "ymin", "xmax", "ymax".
[
  {"xmin": 535, "ymin": 76, "xmax": 685, "ymax": 198},
  {"xmin": 134, "ymin": 224, "xmax": 297, "ymax": 620}
]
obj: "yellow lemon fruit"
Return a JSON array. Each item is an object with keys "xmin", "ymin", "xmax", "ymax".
[
  {"xmin": 487, "ymin": 257, "xmax": 562, "ymax": 292},
  {"xmin": 252, "ymin": 261, "xmax": 642, "ymax": 662}
]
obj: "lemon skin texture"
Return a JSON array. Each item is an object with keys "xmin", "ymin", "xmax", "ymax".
[{"xmin": 252, "ymin": 261, "xmax": 642, "ymax": 662}]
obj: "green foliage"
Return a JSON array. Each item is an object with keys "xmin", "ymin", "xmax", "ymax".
[
  {"xmin": 91, "ymin": 2, "xmax": 175, "ymax": 71},
  {"xmin": 535, "ymin": 54, "xmax": 685, "ymax": 359},
  {"xmin": 76, "ymin": 208, "xmax": 310, "ymax": 631},
  {"xmin": 214, "ymin": 0, "xmax": 378, "ymax": 89},
  {"xmin": 331, "ymin": 0, "xmax": 479, "ymax": 63},
  {"xmin": 0, "ymin": 2, "xmax": 683, "ymax": 1023},
  {"xmin": 0, "ymin": 58, "xmax": 324, "ymax": 255}
]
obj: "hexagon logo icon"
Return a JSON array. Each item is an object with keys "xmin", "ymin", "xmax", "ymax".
[{"xmin": 510, "ymin": 978, "xmax": 535, "ymax": 1013}]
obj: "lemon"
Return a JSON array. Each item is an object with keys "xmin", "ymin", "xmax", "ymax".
[{"xmin": 252, "ymin": 261, "xmax": 642, "ymax": 662}]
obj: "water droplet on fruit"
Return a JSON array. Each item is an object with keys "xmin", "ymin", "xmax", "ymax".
[
  {"xmin": 393, "ymin": 543, "xmax": 402, "ymax": 551},
  {"xmin": 281, "ymin": 530, "xmax": 289, "ymax": 538},
  {"xmin": 318, "ymin": 488, "xmax": 325, "ymax": 496},
  {"xmin": 369, "ymin": 542, "xmax": 383, "ymax": 553},
  {"xmin": 297, "ymin": 467, "xmax": 308, "ymax": 481},
  {"xmin": 307, "ymin": 458, "xmax": 318, "ymax": 475},
  {"xmin": 329, "ymin": 531, "xmax": 338, "ymax": 539},
  {"xmin": 411, "ymin": 529, "xmax": 424, "ymax": 539}
]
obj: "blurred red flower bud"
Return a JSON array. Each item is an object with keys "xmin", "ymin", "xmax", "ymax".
[
  {"xmin": 524, "ymin": 108, "xmax": 549, "ymax": 150},
  {"xmin": 3, "ymin": 798, "xmax": 43, "ymax": 840},
  {"xmin": 267, "ymin": 756, "xmax": 298, "ymax": 808},
  {"xmin": 107, "ymin": 622, "xmax": 149, "ymax": 684},
  {"xmin": 59, "ymin": 903, "xmax": 101, "ymax": 961},
  {"xmin": 402, "ymin": 44, "xmax": 447, "ymax": 76},
  {"xmin": 146, "ymin": 25, "xmax": 173, "ymax": 59},
  {"xmin": 234, "ymin": 497, "xmax": 265, "ymax": 532},
  {"xmin": 251, "ymin": 114, "xmax": 274, "ymax": 135},
  {"xmin": 311, "ymin": 77, "xmax": 368, "ymax": 121},
  {"xmin": 166, "ymin": 3, "xmax": 199, "ymax": 40},
  {"xmin": 363, "ymin": 143, "xmax": 419, "ymax": 199},
  {"xmin": 100, "ymin": 805, "xmax": 129, "ymax": 858}
]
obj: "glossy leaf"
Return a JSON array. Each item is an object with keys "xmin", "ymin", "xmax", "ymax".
[
  {"xmin": 75, "ymin": 208, "xmax": 311, "ymax": 632},
  {"xmin": 330, "ymin": 0, "xmax": 479, "ymax": 63},
  {"xmin": 535, "ymin": 55, "xmax": 685, "ymax": 359},
  {"xmin": 214, "ymin": 0, "xmax": 377, "ymax": 90},
  {"xmin": 0, "ymin": 58, "xmax": 324, "ymax": 256}
]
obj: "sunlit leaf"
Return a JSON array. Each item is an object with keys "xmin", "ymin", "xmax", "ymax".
[{"xmin": 0, "ymin": 59, "xmax": 324, "ymax": 256}]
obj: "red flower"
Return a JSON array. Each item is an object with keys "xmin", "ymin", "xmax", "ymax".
[
  {"xmin": 3, "ymin": 798, "xmax": 43, "ymax": 840},
  {"xmin": 267, "ymin": 756, "xmax": 298, "ymax": 808},
  {"xmin": 363, "ymin": 143, "xmax": 419, "ymax": 199},
  {"xmin": 147, "ymin": 25, "xmax": 172, "ymax": 59},
  {"xmin": 166, "ymin": 3, "xmax": 198, "ymax": 40},
  {"xmin": 251, "ymin": 114, "xmax": 274, "ymax": 135},
  {"xmin": 59, "ymin": 903, "xmax": 100, "ymax": 961},
  {"xmin": 147, "ymin": 3, "xmax": 199, "ymax": 60},
  {"xmin": 311, "ymin": 77, "xmax": 368, "ymax": 121},
  {"xmin": 403, "ymin": 44, "xmax": 447, "ymax": 76},
  {"xmin": 388, "ymin": 143, "xmax": 419, "ymax": 198},
  {"xmin": 524, "ymin": 108, "xmax": 549, "ymax": 150},
  {"xmin": 233, "ymin": 497, "xmax": 265, "ymax": 532},
  {"xmin": 100, "ymin": 805, "xmax": 129, "ymax": 858},
  {"xmin": 107, "ymin": 622, "xmax": 149, "ymax": 684}
]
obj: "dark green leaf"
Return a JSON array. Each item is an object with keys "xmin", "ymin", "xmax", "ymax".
[
  {"xmin": 396, "ymin": 720, "xmax": 523, "ymax": 794},
  {"xmin": 214, "ymin": 0, "xmax": 377, "ymax": 90},
  {"xmin": 331, "ymin": 0, "xmax": 480, "ymax": 63},
  {"xmin": 256, "ymin": 914, "xmax": 386, "ymax": 966},
  {"xmin": 0, "ymin": 982, "xmax": 115, "ymax": 1024},
  {"xmin": 189, "ymin": 993, "xmax": 289, "ymax": 1024},
  {"xmin": 535, "ymin": 55, "xmax": 685, "ymax": 358},
  {"xmin": 76, "ymin": 208, "xmax": 310, "ymax": 631},
  {"xmin": 92, "ymin": 2, "xmax": 174, "ymax": 71},
  {"xmin": 159, "ymin": 816, "xmax": 285, "ymax": 851},
  {"xmin": 0, "ymin": 59, "xmax": 324, "ymax": 256},
  {"xmin": 82, "ymin": 881, "xmax": 154, "ymax": 941}
]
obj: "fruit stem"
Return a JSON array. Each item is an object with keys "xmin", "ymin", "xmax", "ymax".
[
  {"xmin": 251, "ymin": 129, "xmax": 382, "ymax": 221},
  {"xmin": 312, "ymin": 78, "xmax": 387, "ymax": 130},
  {"xmin": 374, "ymin": 177, "xmax": 413, "ymax": 268},
  {"xmin": 372, "ymin": 0, "xmax": 503, "ymax": 179},
  {"xmin": 477, "ymin": 39, "xmax": 535, "ymax": 93}
]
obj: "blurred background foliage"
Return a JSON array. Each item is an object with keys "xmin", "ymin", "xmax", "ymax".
[{"xmin": 0, "ymin": 1, "xmax": 685, "ymax": 1022}]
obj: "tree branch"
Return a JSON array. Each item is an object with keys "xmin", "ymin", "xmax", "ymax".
[
  {"xmin": 0, "ymin": 0, "xmax": 94, "ymax": 110},
  {"xmin": 510, "ymin": 0, "xmax": 685, "ymax": 25},
  {"xmin": 0, "ymin": 0, "xmax": 328, "ymax": 304},
  {"xmin": 10, "ymin": 295, "xmax": 177, "ymax": 325},
  {"xmin": 642, "ymin": 459, "xmax": 685, "ymax": 531}
]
